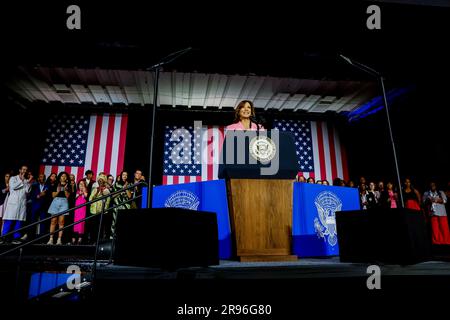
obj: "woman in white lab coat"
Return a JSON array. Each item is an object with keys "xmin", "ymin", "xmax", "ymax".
[{"xmin": 1, "ymin": 166, "xmax": 32, "ymax": 242}]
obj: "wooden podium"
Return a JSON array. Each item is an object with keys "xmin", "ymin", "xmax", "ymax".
[
  {"xmin": 227, "ymin": 179, "xmax": 297, "ymax": 262},
  {"xmin": 219, "ymin": 130, "xmax": 299, "ymax": 262}
]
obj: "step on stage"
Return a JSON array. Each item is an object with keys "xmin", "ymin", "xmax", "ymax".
[{"xmin": 2, "ymin": 243, "xmax": 450, "ymax": 315}]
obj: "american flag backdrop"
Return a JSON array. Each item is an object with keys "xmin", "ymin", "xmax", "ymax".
[
  {"xmin": 162, "ymin": 124, "xmax": 224, "ymax": 185},
  {"xmin": 162, "ymin": 119, "xmax": 348, "ymax": 185},
  {"xmin": 273, "ymin": 119, "xmax": 348, "ymax": 182},
  {"xmin": 39, "ymin": 114, "xmax": 128, "ymax": 182}
]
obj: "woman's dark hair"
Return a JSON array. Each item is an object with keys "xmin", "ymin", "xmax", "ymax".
[
  {"xmin": 116, "ymin": 171, "xmax": 129, "ymax": 184},
  {"xmin": 45, "ymin": 172, "xmax": 57, "ymax": 185},
  {"xmin": 57, "ymin": 172, "xmax": 69, "ymax": 184},
  {"xmin": 307, "ymin": 177, "xmax": 315, "ymax": 183},
  {"xmin": 233, "ymin": 100, "xmax": 255, "ymax": 123},
  {"xmin": 403, "ymin": 177, "xmax": 416, "ymax": 191}
]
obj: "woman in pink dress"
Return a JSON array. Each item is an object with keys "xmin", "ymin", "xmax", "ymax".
[{"xmin": 72, "ymin": 180, "xmax": 88, "ymax": 245}]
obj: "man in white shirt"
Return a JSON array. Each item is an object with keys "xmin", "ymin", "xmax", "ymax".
[{"xmin": 1, "ymin": 165, "xmax": 32, "ymax": 243}]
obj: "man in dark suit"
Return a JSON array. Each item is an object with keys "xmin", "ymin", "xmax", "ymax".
[
  {"xmin": 81, "ymin": 170, "xmax": 95, "ymax": 196},
  {"xmin": 28, "ymin": 173, "xmax": 49, "ymax": 241}
]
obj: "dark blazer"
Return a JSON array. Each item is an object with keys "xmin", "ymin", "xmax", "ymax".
[
  {"xmin": 0, "ymin": 181, "xmax": 8, "ymax": 206},
  {"xmin": 30, "ymin": 182, "xmax": 49, "ymax": 210}
]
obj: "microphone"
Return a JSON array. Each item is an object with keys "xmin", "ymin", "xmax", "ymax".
[
  {"xmin": 147, "ymin": 47, "xmax": 193, "ymax": 70},
  {"xmin": 250, "ymin": 115, "xmax": 266, "ymax": 132},
  {"xmin": 338, "ymin": 53, "xmax": 380, "ymax": 77},
  {"xmin": 249, "ymin": 115, "xmax": 259, "ymax": 124},
  {"xmin": 339, "ymin": 54, "xmax": 354, "ymax": 66}
]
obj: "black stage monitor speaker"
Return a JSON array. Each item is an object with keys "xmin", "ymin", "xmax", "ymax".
[
  {"xmin": 336, "ymin": 208, "xmax": 432, "ymax": 264},
  {"xmin": 113, "ymin": 208, "xmax": 219, "ymax": 269}
]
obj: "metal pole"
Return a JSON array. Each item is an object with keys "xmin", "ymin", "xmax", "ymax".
[
  {"xmin": 339, "ymin": 55, "xmax": 404, "ymax": 207},
  {"xmin": 380, "ymin": 76, "xmax": 404, "ymax": 208},
  {"xmin": 147, "ymin": 67, "xmax": 159, "ymax": 209},
  {"xmin": 91, "ymin": 198, "xmax": 106, "ymax": 294}
]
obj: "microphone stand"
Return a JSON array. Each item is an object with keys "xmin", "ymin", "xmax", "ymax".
[
  {"xmin": 250, "ymin": 116, "xmax": 261, "ymax": 137},
  {"xmin": 145, "ymin": 47, "xmax": 192, "ymax": 209},
  {"xmin": 339, "ymin": 54, "xmax": 404, "ymax": 208}
]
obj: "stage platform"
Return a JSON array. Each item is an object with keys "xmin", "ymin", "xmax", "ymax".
[
  {"xmin": 95, "ymin": 257, "xmax": 450, "ymax": 280},
  {"xmin": 2, "ymin": 243, "xmax": 450, "ymax": 307}
]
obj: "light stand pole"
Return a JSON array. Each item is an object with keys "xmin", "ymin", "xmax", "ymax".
[
  {"xmin": 339, "ymin": 54, "xmax": 404, "ymax": 208},
  {"xmin": 146, "ymin": 47, "xmax": 192, "ymax": 209}
]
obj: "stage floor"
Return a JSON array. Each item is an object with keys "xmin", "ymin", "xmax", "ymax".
[{"xmin": 95, "ymin": 257, "xmax": 450, "ymax": 280}]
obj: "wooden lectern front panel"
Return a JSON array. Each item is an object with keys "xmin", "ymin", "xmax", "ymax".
[{"xmin": 227, "ymin": 179, "xmax": 294, "ymax": 259}]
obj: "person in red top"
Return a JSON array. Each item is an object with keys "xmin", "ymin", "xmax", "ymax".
[{"xmin": 402, "ymin": 178, "xmax": 422, "ymax": 211}]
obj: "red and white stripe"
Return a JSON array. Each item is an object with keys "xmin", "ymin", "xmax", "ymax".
[
  {"xmin": 162, "ymin": 175, "xmax": 202, "ymax": 185},
  {"xmin": 163, "ymin": 125, "xmax": 225, "ymax": 185},
  {"xmin": 306, "ymin": 121, "xmax": 349, "ymax": 182},
  {"xmin": 40, "ymin": 114, "xmax": 128, "ymax": 183}
]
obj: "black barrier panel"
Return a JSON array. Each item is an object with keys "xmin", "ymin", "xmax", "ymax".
[
  {"xmin": 113, "ymin": 208, "xmax": 219, "ymax": 269},
  {"xmin": 336, "ymin": 208, "xmax": 432, "ymax": 265}
]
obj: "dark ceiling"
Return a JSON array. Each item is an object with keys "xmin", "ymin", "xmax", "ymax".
[{"xmin": 2, "ymin": 1, "xmax": 449, "ymax": 84}]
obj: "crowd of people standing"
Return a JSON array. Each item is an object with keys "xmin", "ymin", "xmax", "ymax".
[
  {"xmin": 0, "ymin": 166, "xmax": 146, "ymax": 245},
  {"xmin": 297, "ymin": 175, "xmax": 450, "ymax": 245}
]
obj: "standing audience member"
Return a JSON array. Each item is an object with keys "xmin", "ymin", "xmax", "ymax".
[
  {"xmin": 27, "ymin": 173, "xmax": 49, "ymax": 240},
  {"xmin": 402, "ymin": 178, "xmax": 422, "ymax": 211},
  {"xmin": 297, "ymin": 176, "xmax": 306, "ymax": 183},
  {"xmin": 88, "ymin": 174, "xmax": 111, "ymax": 243},
  {"xmin": 380, "ymin": 181, "xmax": 398, "ymax": 209},
  {"xmin": 131, "ymin": 170, "xmax": 145, "ymax": 209},
  {"xmin": 332, "ymin": 178, "xmax": 342, "ymax": 186},
  {"xmin": 66, "ymin": 173, "xmax": 77, "ymax": 243},
  {"xmin": 0, "ymin": 172, "xmax": 11, "ymax": 230},
  {"xmin": 81, "ymin": 170, "xmax": 95, "ymax": 196},
  {"xmin": 68, "ymin": 174, "xmax": 77, "ymax": 206},
  {"xmin": 72, "ymin": 180, "xmax": 88, "ymax": 245},
  {"xmin": 47, "ymin": 172, "xmax": 71, "ymax": 245},
  {"xmin": 378, "ymin": 181, "xmax": 385, "ymax": 193},
  {"xmin": 423, "ymin": 181, "xmax": 450, "ymax": 245},
  {"xmin": 107, "ymin": 175, "xmax": 114, "ymax": 191},
  {"xmin": 360, "ymin": 188, "xmax": 368, "ymax": 210},
  {"xmin": 307, "ymin": 177, "xmax": 315, "ymax": 184},
  {"xmin": 445, "ymin": 182, "xmax": 450, "ymax": 230},
  {"xmin": 375, "ymin": 181, "xmax": 384, "ymax": 203},
  {"xmin": 1, "ymin": 166, "xmax": 32, "ymax": 243},
  {"xmin": 24, "ymin": 170, "xmax": 35, "ymax": 238},
  {"xmin": 110, "ymin": 171, "xmax": 132, "ymax": 239},
  {"xmin": 322, "ymin": 180, "xmax": 329, "ymax": 186},
  {"xmin": 364, "ymin": 182, "xmax": 379, "ymax": 209},
  {"xmin": 358, "ymin": 177, "xmax": 367, "ymax": 192},
  {"xmin": 359, "ymin": 182, "xmax": 368, "ymax": 209}
]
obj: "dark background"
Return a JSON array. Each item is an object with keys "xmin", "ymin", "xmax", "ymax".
[{"xmin": 1, "ymin": 1, "xmax": 449, "ymax": 191}]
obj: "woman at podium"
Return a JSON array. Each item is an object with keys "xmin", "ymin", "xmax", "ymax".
[{"xmin": 225, "ymin": 100, "xmax": 264, "ymax": 131}]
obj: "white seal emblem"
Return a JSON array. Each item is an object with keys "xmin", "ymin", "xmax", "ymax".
[
  {"xmin": 249, "ymin": 136, "xmax": 276, "ymax": 163},
  {"xmin": 164, "ymin": 190, "xmax": 200, "ymax": 210},
  {"xmin": 314, "ymin": 191, "xmax": 342, "ymax": 246}
]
